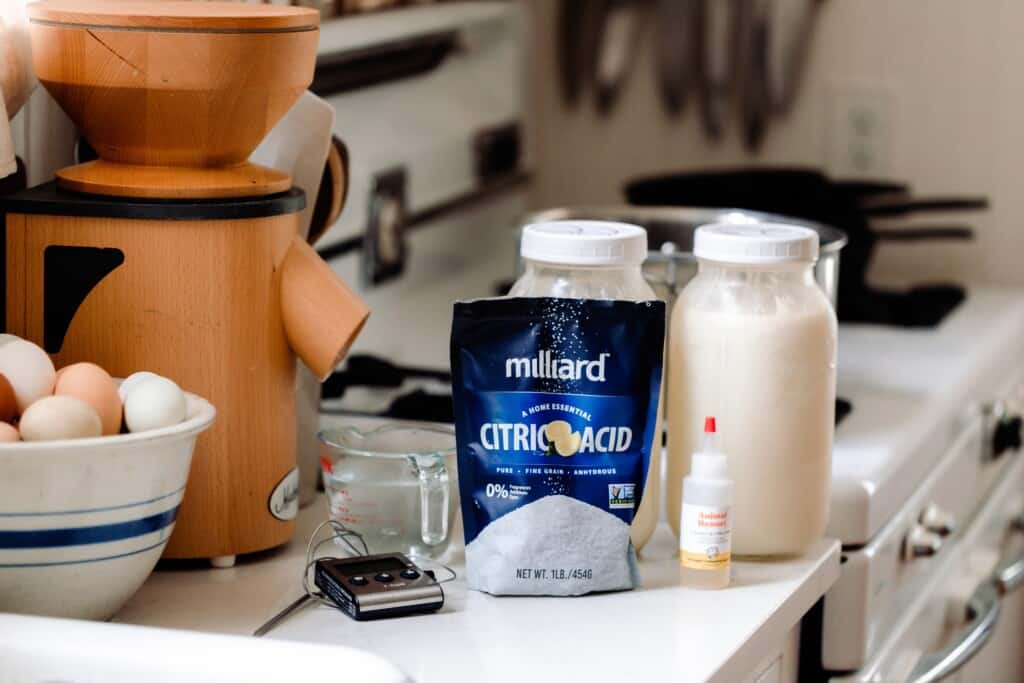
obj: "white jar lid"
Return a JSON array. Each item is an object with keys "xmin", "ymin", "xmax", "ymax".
[
  {"xmin": 520, "ymin": 220, "xmax": 648, "ymax": 266},
  {"xmin": 693, "ymin": 222, "xmax": 819, "ymax": 264}
]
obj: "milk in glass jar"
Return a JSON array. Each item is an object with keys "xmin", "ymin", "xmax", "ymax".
[{"xmin": 667, "ymin": 223, "xmax": 837, "ymax": 556}]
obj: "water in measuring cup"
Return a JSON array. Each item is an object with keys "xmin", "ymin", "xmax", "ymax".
[{"xmin": 324, "ymin": 468, "xmax": 448, "ymax": 559}]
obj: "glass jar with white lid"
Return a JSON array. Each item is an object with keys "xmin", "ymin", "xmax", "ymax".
[
  {"xmin": 510, "ymin": 220, "xmax": 664, "ymax": 552},
  {"xmin": 666, "ymin": 222, "xmax": 837, "ymax": 556}
]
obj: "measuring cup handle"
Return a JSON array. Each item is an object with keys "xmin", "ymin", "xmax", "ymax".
[{"xmin": 418, "ymin": 464, "xmax": 450, "ymax": 547}]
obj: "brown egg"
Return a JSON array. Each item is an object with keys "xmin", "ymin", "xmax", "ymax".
[
  {"xmin": 0, "ymin": 373, "xmax": 16, "ymax": 423},
  {"xmin": 0, "ymin": 422, "xmax": 18, "ymax": 442},
  {"xmin": 53, "ymin": 362, "xmax": 122, "ymax": 436}
]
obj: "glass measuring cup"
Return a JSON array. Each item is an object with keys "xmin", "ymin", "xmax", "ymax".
[{"xmin": 318, "ymin": 423, "xmax": 458, "ymax": 559}]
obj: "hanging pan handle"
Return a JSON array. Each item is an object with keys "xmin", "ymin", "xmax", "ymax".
[
  {"xmin": 872, "ymin": 226, "xmax": 975, "ymax": 242},
  {"xmin": 861, "ymin": 196, "xmax": 990, "ymax": 217}
]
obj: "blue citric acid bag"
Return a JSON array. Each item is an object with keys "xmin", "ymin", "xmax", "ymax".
[{"xmin": 451, "ymin": 297, "xmax": 665, "ymax": 595}]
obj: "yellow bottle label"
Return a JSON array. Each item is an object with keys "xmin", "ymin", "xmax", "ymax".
[
  {"xmin": 680, "ymin": 503, "xmax": 731, "ymax": 571},
  {"xmin": 680, "ymin": 550, "xmax": 731, "ymax": 570}
]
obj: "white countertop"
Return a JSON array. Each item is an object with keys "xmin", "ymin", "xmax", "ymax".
[{"xmin": 116, "ymin": 501, "xmax": 839, "ymax": 683}]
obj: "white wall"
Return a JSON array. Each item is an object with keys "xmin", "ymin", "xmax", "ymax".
[{"xmin": 525, "ymin": 0, "xmax": 1024, "ymax": 286}]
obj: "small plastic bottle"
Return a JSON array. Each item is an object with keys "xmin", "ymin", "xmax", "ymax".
[{"xmin": 680, "ymin": 416, "xmax": 733, "ymax": 590}]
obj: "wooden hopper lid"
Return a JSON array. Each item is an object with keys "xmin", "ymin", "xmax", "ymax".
[{"xmin": 27, "ymin": 0, "xmax": 319, "ymax": 32}]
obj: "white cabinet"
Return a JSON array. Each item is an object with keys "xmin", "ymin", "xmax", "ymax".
[{"xmin": 743, "ymin": 625, "xmax": 800, "ymax": 683}]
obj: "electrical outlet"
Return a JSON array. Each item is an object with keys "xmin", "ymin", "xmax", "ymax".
[
  {"xmin": 826, "ymin": 83, "xmax": 892, "ymax": 179},
  {"xmin": 362, "ymin": 167, "xmax": 407, "ymax": 287}
]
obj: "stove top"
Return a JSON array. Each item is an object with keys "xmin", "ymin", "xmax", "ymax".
[
  {"xmin": 830, "ymin": 287, "xmax": 1024, "ymax": 544},
  {"xmin": 840, "ymin": 284, "xmax": 966, "ymax": 328},
  {"xmin": 321, "ymin": 377, "xmax": 452, "ymax": 420}
]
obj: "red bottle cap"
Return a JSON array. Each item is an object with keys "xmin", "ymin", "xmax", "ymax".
[{"xmin": 704, "ymin": 416, "xmax": 716, "ymax": 434}]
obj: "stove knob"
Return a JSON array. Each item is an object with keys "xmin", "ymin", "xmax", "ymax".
[
  {"xmin": 993, "ymin": 414, "xmax": 1023, "ymax": 459},
  {"xmin": 920, "ymin": 504, "xmax": 956, "ymax": 537},
  {"xmin": 982, "ymin": 401, "xmax": 1023, "ymax": 462},
  {"xmin": 904, "ymin": 525, "xmax": 944, "ymax": 561}
]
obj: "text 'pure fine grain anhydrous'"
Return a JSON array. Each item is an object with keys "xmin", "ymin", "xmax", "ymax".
[{"xmin": 450, "ymin": 218, "xmax": 666, "ymax": 597}]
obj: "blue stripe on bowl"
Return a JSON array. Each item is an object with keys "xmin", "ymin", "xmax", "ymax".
[
  {"xmin": 0, "ymin": 539, "xmax": 170, "ymax": 568},
  {"xmin": 0, "ymin": 486, "xmax": 186, "ymax": 517},
  {"xmin": 0, "ymin": 507, "xmax": 178, "ymax": 549}
]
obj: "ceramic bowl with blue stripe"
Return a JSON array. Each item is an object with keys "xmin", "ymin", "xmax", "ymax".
[{"xmin": 0, "ymin": 390, "xmax": 215, "ymax": 620}]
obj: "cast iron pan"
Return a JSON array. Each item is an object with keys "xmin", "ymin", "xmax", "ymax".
[{"xmin": 625, "ymin": 167, "xmax": 988, "ymax": 326}]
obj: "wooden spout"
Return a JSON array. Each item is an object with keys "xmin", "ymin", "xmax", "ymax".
[{"xmin": 281, "ymin": 235, "xmax": 369, "ymax": 379}]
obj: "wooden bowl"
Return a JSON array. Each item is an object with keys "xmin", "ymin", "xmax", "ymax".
[{"xmin": 26, "ymin": 1, "xmax": 320, "ymax": 198}]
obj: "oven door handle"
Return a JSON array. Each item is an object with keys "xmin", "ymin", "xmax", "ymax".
[
  {"xmin": 996, "ymin": 513, "xmax": 1024, "ymax": 594},
  {"xmin": 906, "ymin": 581, "xmax": 1001, "ymax": 683}
]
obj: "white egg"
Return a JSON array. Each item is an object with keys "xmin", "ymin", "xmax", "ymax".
[
  {"xmin": 0, "ymin": 339, "xmax": 56, "ymax": 412},
  {"xmin": 19, "ymin": 395, "xmax": 103, "ymax": 441},
  {"xmin": 124, "ymin": 377, "xmax": 187, "ymax": 433},
  {"xmin": 118, "ymin": 371, "xmax": 162, "ymax": 402},
  {"xmin": 0, "ymin": 334, "xmax": 21, "ymax": 348}
]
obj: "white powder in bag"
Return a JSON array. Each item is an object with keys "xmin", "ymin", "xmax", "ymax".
[{"xmin": 465, "ymin": 494, "xmax": 641, "ymax": 596}]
